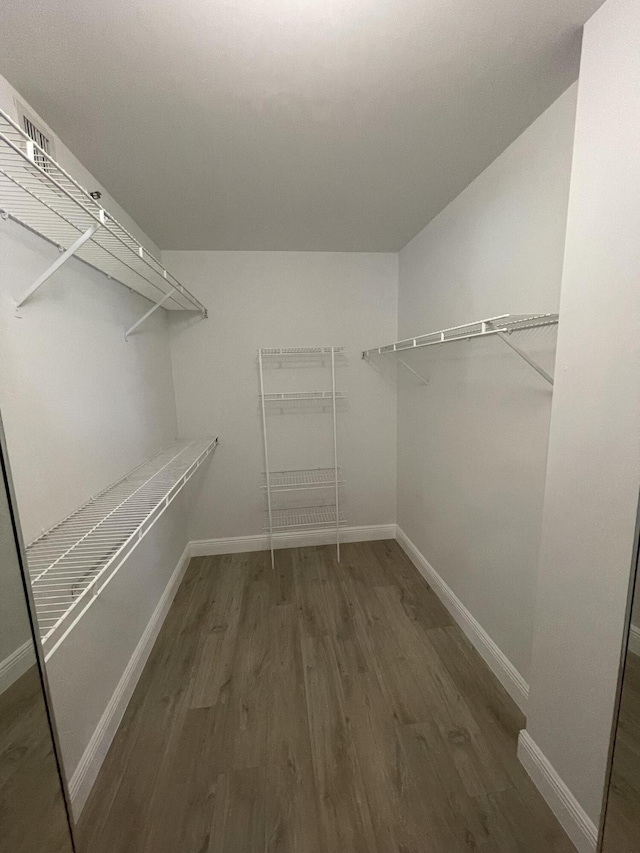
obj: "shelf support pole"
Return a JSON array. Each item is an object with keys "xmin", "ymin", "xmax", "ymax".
[
  {"xmin": 15, "ymin": 220, "xmax": 101, "ymax": 310},
  {"xmin": 496, "ymin": 332, "xmax": 554, "ymax": 386},
  {"xmin": 397, "ymin": 359, "xmax": 429, "ymax": 385},
  {"xmin": 331, "ymin": 346, "xmax": 341, "ymax": 563},
  {"xmin": 125, "ymin": 288, "xmax": 178, "ymax": 340},
  {"xmin": 258, "ymin": 349, "xmax": 275, "ymax": 570}
]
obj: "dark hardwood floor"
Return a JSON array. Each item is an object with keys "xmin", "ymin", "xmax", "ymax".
[
  {"xmin": 602, "ymin": 649, "xmax": 640, "ymax": 852},
  {"xmin": 76, "ymin": 540, "xmax": 576, "ymax": 852}
]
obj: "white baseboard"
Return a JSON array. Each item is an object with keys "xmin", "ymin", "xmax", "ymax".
[
  {"xmin": 517, "ymin": 730, "xmax": 598, "ymax": 853},
  {"xmin": 395, "ymin": 526, "xmax": 529, "ymax": 713},
  {"xmin": 190, "ymin": 524, "xmax": 396, "ymax": 557},
  {"xmin": 628, "ymin": 623, "xmax": 640, "ymax": 657},
  {"xmin": 68, "ymin": 542, "xmax": 191, "ymax": 819},
  {"xmin": 0, "ymin": 640, "xmax": 36, "ymax": 695}
]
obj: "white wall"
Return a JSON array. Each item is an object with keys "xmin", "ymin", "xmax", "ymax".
[
  {"xmin": 524, "ymin": 0, "xmax": 640, "ymax": 831},
  {"xmin": 0, "ymin": 221, "xmax": 179, "ymax": 542},
  {"xmin": 395, "ymin": 85, "xmax": 577, "ymax": 685},
  {"xmin": 0, "ymin": 75, "xmax": 191, "ymax": 797},
  {"xmin": 164, "ymin": 251, "xmax": 398, "ymax": 542}
]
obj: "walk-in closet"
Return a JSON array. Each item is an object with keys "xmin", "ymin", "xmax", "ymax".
[{"xmin": 1, "ymin": 1, "xmax": 639, "ymax": 852}]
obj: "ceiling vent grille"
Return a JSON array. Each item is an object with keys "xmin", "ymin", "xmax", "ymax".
[{"xmin": 22, "ymin": 113, "xmax": 53, "ymax": 172}]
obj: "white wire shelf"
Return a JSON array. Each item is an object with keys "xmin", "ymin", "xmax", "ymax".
[
  {"xmin": 260, "ymin": 347, "xmax": 346, "ymax": 357},
  {"xmin": 267, "ymin": 505, "xmax": 347, "ymax": 530},
  {"xmin": 362, "ymin": 314, "xmax": 558, "ymax": 357},
  {"xmin": 26, "ymin": 437, "xmax": 218, "ymax": 659},
  {"xmin": 258, "ymin": 344, "xmax": 344, "ymax": 567},
  {"xmin": 263, "ymin": 468, "xmax": 345, "ymax": 491},
  {"xmin": 0, "ymin": 108, "xmax": 207, "ymax": 315},
  {"xmin": 363, "ymin": 313, "xmax": 558, "ymax": 385},
  {"xmin": 261, "ymin": 391, "xmax": 346, "ymax": 401}
]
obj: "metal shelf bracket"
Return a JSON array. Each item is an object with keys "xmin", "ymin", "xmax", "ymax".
[
  {"xmin": 362, "ymin": 350, "xmax": 429, "ymax": 385},
  {"xmin": 125, "ymin": 287, "xmax": 177, "ymax": 340},
  {"xmin": 14, "ymin": 210, "xmax": 105, "ymax": 314},
  {"xmin": 398, "ymin": 359, "xmax": 429, "ymax": 385},
  {"xmin": 495, "ymin": 331, "xmax": 553, "ymax": 386}
]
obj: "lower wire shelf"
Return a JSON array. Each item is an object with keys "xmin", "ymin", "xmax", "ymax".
[
  {"xmin": 26, "ymin": 437, "xmax": 218, "ymax": 659},
  {"xmin": 267, "ymin": 505, "xmax": 346, "ymax": 530},
  {"xmin": 263, "ymin": 467, "xmax": 345, "ymax": 491}
]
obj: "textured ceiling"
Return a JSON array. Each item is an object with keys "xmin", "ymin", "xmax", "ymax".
[{"xmin": 0, "ymin": 0, "xmax": 603, "ymax": 250}]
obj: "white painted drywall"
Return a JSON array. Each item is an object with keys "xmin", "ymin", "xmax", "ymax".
[
  {"xmin": 0, "ymin": 220, "xmax": 179, "ymax": 542},
  {"xmin": 164, "ymin": 251, "xmax": 398, "ymax": 542},
  {"xmin": 524, "ymin": 0, "xmax": 640, "ymax": 826},
  {"xmin": 0, "ymin": 76, "xmax": 192, "ymax": 789},
  {"xmin": 395, "ymin": 85, "xmax": 577, "ymax": 683}
]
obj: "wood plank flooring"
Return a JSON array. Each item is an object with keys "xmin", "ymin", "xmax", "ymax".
[{"xmin": 76, "ymin": 540, "xmax": 576, "ymax": 852}]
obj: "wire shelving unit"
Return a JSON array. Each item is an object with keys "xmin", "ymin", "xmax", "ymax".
[
  {"xmin": 261, "ymin": 391, "xmax": 347, "ymax": 402},
  {"xmin": 0, "ymin": 107, "xmax": 207, "ymax": 326},
  {"xmin": 26, "ymin": 437, "xmax": 218, "ymax": 659},
  {"xmin": 258, "ymin": 347, "xmax": 345, "ymax": 569},
  {"xmin": 260, "ymin": 347, "xmax": 346, "ymax": 357},
  {"xmin": 263, "ymin": 468, "xmax": 345, "ymax": 492},
  {"xmin": 269, "ymin": 506, "xmax": 347, "ymax": 530},
  {"xmin": 362, "ymin": 313, "xmax": 559, "ymax": 385}
]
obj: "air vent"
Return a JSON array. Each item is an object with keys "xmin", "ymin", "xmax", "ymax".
[{"xmin": 21, "ymin": 112, "xmax": 54, "ymax": 172}]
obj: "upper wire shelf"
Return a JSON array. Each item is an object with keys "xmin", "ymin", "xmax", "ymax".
[
  {"xmin": 362, "ymin": 314, "xmax": 558, "ymax": 357},
  {"xmin": 259, "ymin": 347, "xmax": 347, "ymax": 369},
  {"xmin": 0, "ymin": 107, "xmax": 207, "ymax": 315},
  {"xmin": 260, "ymin": 347, "xmax": 346, "ymax": 356},
  {"xmin": 26, "ymin": 437, "xmax": 218, "ymax": 659},
  {"xmin": 261, "ymin": 391, "xmax": 346, "ymax": 401},
  {"xmin": 363, "ymin": 313, "xmax": 559, "ymax": 385},
  {"xmin": 263, "ymin": 467, "xmax": 345, "ymax": 491}
]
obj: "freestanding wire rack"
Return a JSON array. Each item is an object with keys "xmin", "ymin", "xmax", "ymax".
[{"xmin": 258, "ymin": 347, "xmax": 345, "ymax": 569}]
